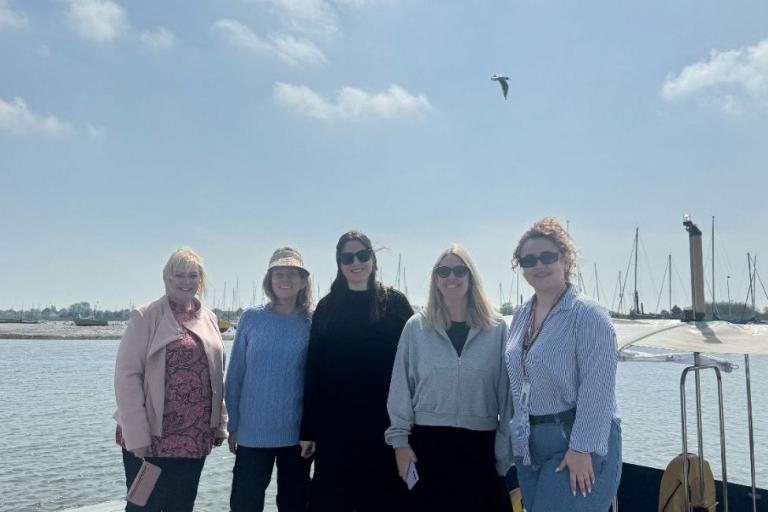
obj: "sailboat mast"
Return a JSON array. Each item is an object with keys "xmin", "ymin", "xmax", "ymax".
[
  {"xmin": 669, "ymin": 253, "xmax": 672, "ymax": 312},
  {"xmin": 594, "ymin": 263, "xmax": 600, "ymax": 303},
  {"xmin": 633, "ymin": 227, "xmax": 640, "ymax": 314},
  {"xmin": 711, "ymin": 216, "xmax": 716, "ymax": 318},
  {"xmin": 395, "ymin": 254, "xmax": 402, "ymax": 291},
  {"xmin": 753, "ymin": 256, "xmax": 758, "ymax": 315},
  {"xmin": 618, "ymin": 271, "xmax": 624, "ymax": 314},
  {"xmin": 748, "ymin": 253, "xmax": 756, "ymax": 315}
]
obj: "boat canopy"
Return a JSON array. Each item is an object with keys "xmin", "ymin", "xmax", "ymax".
[{"xmin": 614, "ymin": 319, "xmax": 768, "ymax": 355}]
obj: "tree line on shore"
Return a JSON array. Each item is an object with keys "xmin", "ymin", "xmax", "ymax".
[
  {"xmin": 2, "ymin": 301, "xmax": 766, "ymax": 323},
  {"xmin": 0, "ymin": 302, "xmax": 248, "ymax": 322}
]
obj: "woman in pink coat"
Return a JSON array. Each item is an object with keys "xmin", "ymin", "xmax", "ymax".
[{"xmin": 114, "ymin": 247, "xmax": 227, "ymax": 511}]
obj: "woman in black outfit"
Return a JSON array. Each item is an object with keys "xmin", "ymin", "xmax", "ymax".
[{"xmin": 299, "ymin": 230, "xmax": 414, "ymax": 512}]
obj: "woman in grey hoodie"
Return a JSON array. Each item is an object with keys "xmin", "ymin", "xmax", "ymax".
[{"xmin": 385, "ymin": 244, "xmax": 513, "ymax": 512}]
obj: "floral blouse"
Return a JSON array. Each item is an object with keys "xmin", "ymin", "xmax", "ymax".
[{"xmin": 117, "ymin": 299, "xmax": 216, "ymax": 458}]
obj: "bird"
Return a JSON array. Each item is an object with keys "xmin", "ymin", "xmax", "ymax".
[{"xmin": 491, "ymin": 74, "xmax": 510, "ymax": 100}]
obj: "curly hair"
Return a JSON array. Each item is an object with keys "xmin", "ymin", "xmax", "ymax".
[{"xmin": 512, "ymin": 217, "xmax": 577, "ymax": 282}]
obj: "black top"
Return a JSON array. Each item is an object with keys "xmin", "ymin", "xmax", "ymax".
[
  {"xmin": 446, "ymin": 321, "xmax": 470, "ymax": 357},
  {"xmin": 301, "ymin": 286, "xmax": 413, "ymax": 465}
]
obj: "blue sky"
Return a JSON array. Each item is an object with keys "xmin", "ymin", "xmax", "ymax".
[{"xmin": 1, "ymin": 0, "xmax": 767, "ymax": 312}]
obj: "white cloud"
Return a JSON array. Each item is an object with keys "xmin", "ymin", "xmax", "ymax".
[
  {"xmin": 140, "ymin": 27, "xmax": 176, "ymax": 49},
  {"xmin": 66, "ymin": 0, "xmax": 128, "ymax": 43},
  {"xmin": 38, "ymin": 44, "xmax": 51, "ymax": 58},
  {"xmin": 265, "ymin": 0, "xmax": 339, "ymax": 38},
  {"xmin": 0, "ymin": 0, "xmax": 26, "ymax": 29},
  {"xmin": 269, "ymin": 34, "xmax": 327, "ymax": 65},
  {"xmin": 0, "ymin": 97, "xmax": 74, "ymax": 136},
  {"xmin": 274, "ymin": 82, "xmax": 432, "ymax": 121},
  {"xmin": 662, "ymin": 38, "xmax": 768, "ymax": 113},
  {"xmin": 212, "ymin": 19, "xmax": 326, "ymax": 66}
]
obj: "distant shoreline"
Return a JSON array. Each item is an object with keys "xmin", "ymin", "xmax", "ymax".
[{"xmin": 0, "ymin": 321, "xmax": 236, "ymax": 340}]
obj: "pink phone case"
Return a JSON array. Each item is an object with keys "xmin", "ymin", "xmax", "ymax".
[{"xmin": 127, "ymin": 459, "xmax": 162, "ymax": 506}]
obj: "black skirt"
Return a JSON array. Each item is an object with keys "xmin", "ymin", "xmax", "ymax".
[{"xmin": 409, "ymin": 425, "xmax": 512, "ymax": 512}]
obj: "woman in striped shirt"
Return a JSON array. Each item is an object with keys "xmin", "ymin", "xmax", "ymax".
[{"xmin": 505, "ymin": 217, "xmax": 621, "ymax": 512}]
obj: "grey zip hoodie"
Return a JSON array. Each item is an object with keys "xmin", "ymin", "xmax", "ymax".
[{"xmin": 385, "ymin": 312, "xmax": 513, "ymax": 475}]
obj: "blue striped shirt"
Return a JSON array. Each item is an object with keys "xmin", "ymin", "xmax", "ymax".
[
  {"xmin": 505, "ymin": 285, "xmax": 619, "ymax": 465},
  {"xmin": 225, "ymin": 306, "xmax": 311, "ymax": 448}
]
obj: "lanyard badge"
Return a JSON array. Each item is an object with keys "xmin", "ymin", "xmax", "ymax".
[
  {"xmin": 519, "ymin": 306, "xmax": 537, "ymax": 411},
  {"xmin": 520, "ymin": 379, "xmax": 531, "ymax": 410}
]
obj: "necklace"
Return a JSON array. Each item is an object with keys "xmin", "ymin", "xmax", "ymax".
[{"xmin": 521, "ymin": 284, "xmax": 569, "ymax": 373}]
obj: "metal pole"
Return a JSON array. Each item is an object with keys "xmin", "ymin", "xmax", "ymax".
[
  {"xmin": 680, "ymin": 368, "xmax": 691, "ymax": 512},
  {"xmin": 681, "ymin": 364, "xmax": 730, "ymax": 512},
  {"xmin": 693, "ymin": 353, "xmax": 706, "ymax": 502},
  {"xmin": 745, "ymin": 354, "xmax": 757, "ymax": 512},
  {"xmin": 715, "ymin": 365, "xmax": 729, "ymax": 512}
]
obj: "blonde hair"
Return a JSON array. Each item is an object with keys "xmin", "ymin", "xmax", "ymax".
[
  {"xmin": 512, "ymin": 216, "xmax": 577, "ymax": 282},
  {"xmin": 163, "ymin": 247, "xmax": 208, "ymax": 298},
  {"xmin": 262, "ymin": 269, "xmax": 313, "ymax": 319},
  {"xmin": 425, "ymin": 244, "xmax": 500, "ymax": 331}
]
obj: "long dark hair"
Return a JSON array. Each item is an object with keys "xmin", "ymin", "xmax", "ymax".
[{"xmin": 320, "ymin": 230, "xmax": 389, "ymax": 331}]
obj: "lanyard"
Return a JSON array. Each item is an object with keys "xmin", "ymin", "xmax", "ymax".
[{"xmin": 520, "ymin": 285, "xmax": 569, "ymax": 378}]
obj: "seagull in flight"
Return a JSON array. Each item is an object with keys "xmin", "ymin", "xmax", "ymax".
[{"xmin": 491, "ymin": 74, "xmax": 510, "ymax": 100}]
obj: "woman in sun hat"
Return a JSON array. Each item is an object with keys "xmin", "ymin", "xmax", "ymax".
[
  {"xmin": 226, "ymin": 247, "xmax": 314, "ymax": 512},
  {"xmin": 114, "ymin": 247, "xmax": 228, "ymax": 511}
]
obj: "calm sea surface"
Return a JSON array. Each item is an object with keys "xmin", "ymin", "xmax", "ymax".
[{"xmin": 1, "ymin": 339, "xmax": 766, "ymax": 511}]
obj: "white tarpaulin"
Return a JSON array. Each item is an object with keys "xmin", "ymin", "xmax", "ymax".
[{"xmin": 614, "ymin": 319, "xmax": 768, "ymax": 355}]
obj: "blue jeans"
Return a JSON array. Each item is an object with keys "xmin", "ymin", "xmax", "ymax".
[{"xmin": 514, "ymin": 420, "xmax": 622, "ymax": 512}]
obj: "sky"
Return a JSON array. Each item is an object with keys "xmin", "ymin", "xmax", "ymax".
[{"xmin": 1, "ymin": 0, "xmax": 767, "ymax": 313}]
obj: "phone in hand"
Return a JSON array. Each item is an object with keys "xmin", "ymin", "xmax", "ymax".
[
  {"xmin": 127, "ymin": 459, "xmax": 161, "ymax": 506},
  {"xmin": 406, "ymin": 460, "xmax": 419, "ymax": 490}
]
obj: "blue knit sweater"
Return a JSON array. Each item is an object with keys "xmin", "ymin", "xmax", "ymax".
[{"xmin": 225, "ymin": 305, "xmax": 311, "ymax": 448}]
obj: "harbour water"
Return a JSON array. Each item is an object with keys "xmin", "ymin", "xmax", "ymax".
[{"xmin": 1, "ymin": 339, "xmax": 766, "ymax": 511}]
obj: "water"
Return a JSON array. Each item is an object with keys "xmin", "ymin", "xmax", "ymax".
[{"xmin": 1, "ymin": 339, "xmax": 766, "ymax": 511}]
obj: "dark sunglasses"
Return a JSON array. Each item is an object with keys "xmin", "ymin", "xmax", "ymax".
[
  {"xmin": 518, "ymin": 251, "xmax": 561, "ymax": 268},
  {"xmin": 339, "ymin": 249, "xmax": 373, "ymax": 266},
  {"xmin": 434, "ymin": 265, "xmax": 470, "ymax": 278}
]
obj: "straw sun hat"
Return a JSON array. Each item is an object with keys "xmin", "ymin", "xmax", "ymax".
[{"xmin": 268, "ymin": 247, "xmax": 309, "ymax": 276}]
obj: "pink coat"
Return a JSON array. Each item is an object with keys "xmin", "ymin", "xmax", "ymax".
[{"xmin": 114, "ymin": 295, "xmax": 227, "ymax": 451}]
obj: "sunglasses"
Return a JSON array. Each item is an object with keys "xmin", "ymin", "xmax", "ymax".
[
  {"xmin": 339, "ymin": 249, "xmax": 373, "ymax": 266},
  {"xmin": 518, "ymin": 251, "xmax": 561, "ymax": 268},
  {"xmin": 434, "ymin": 265, "xmax": 470, "ymax": 278}
]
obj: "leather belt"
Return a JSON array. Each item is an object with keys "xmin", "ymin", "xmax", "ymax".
[{"xmin": 529, "ymin": 408, "xmax": 576, "ymax": 425}]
